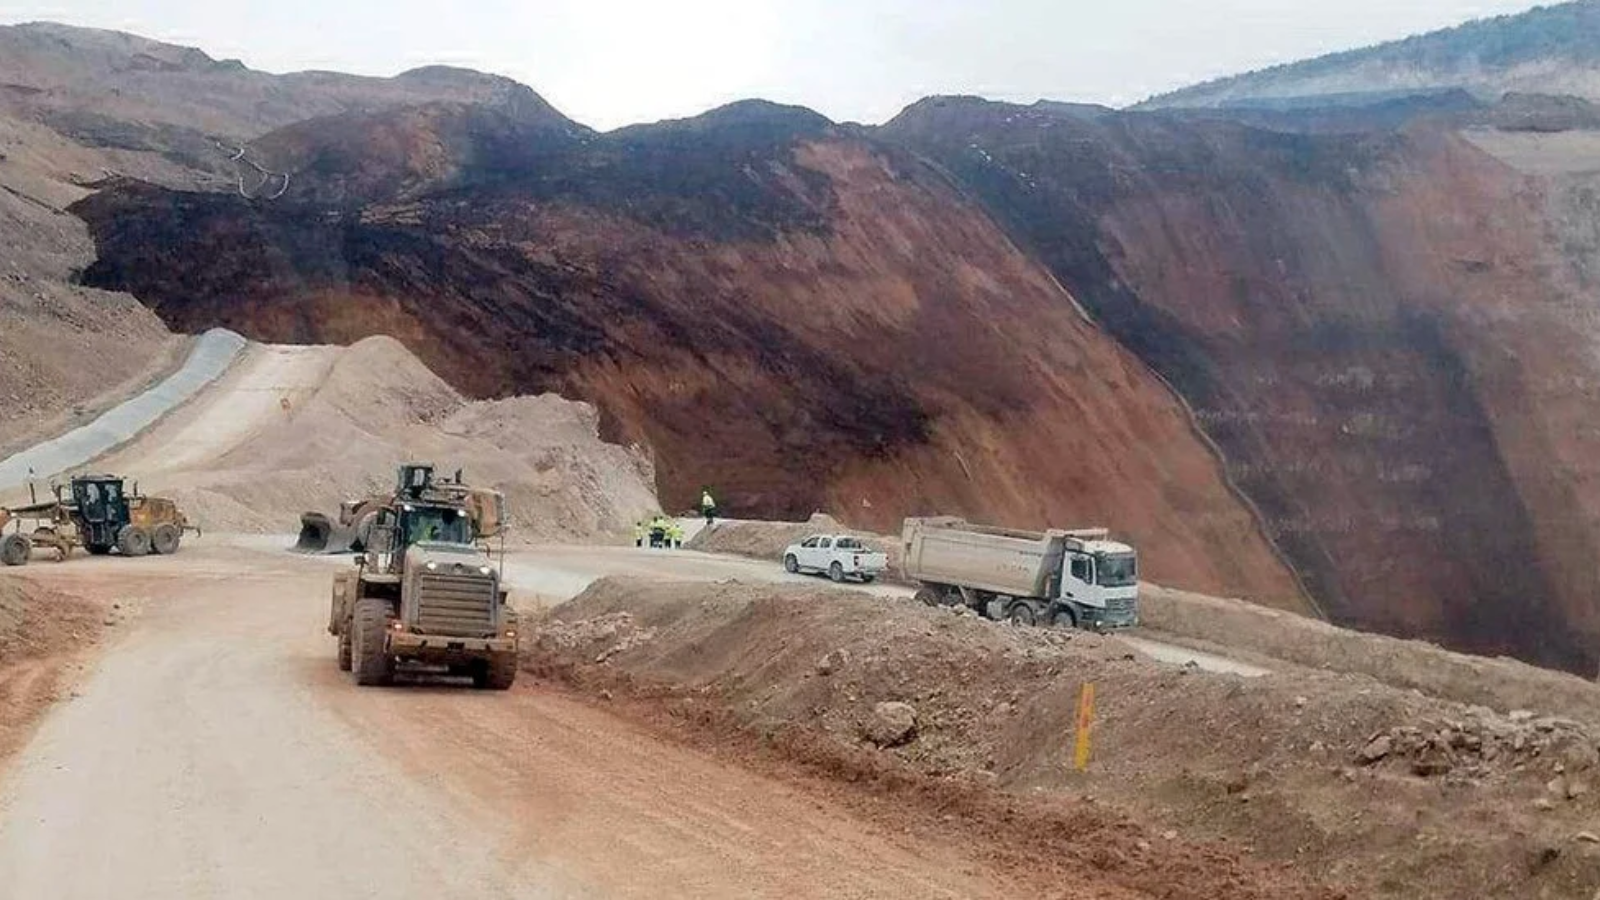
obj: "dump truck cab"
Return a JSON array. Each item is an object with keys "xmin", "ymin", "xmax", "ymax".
[
  {"xmin": 328, "ymin": 464, "xmax": 518, "ymax": 690},
  {"xmin": 1059, "ymin": 533, "xmax": 1139, "ymax": 628}
]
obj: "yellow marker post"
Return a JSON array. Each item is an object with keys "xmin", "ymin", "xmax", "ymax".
[{"xmin": 1074, "ymin": 682, "xmax": 1096, "ymax": 772}]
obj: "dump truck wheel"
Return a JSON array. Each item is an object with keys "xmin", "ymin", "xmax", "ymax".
[
  {"xmin": 474, "ymin": 654, "xmax": 517, "ymax": 690},
  {"xmin": 1007, "ymin": 601, "xmax": 1037, "ymax": 627},
  {"xmin": 1051, "ymin": 608, "xmax": 1078, "ymax": 630},
  {"xmin": 116, "ymin": 525, "xmax": 151, "ymax": 558},
  {"xmin": 151, "ymin": 523, "xmax": 181, "ymax": 555},
  {"xmin": 337, "ymin": 629, "xmax": 353, "ymax": 672},
  {"xmin": 829, "ymin": 562, "xmax": 845, "ymax": 583},
  {"xmin": 352, "ymin": 598, "xmax": 394, "ymax": 686},
  {"xmin": 914, "ymin": 587, "xmax": 940, "ymax": 607},
  {"xmin": 0, "ymin": 534, "xmax": 30, "ymax": 567}
]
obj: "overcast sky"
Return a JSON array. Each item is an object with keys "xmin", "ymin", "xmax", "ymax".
[{"xmin": 0, "ymin": 0, "xmax": 1544, "ymax": 129}]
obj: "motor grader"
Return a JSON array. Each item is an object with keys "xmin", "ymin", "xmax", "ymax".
[
  {"xmin": 0, "ymin": 474, "xmax": 194, "ymax": 566},
  {"xmin": 327, "ymin": 464, "xmax": 518, "ymax": 689}
]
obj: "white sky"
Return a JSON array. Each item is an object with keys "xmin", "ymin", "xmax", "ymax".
[{"xmin": 0, "ymin": 1, "xmax": 1545, "ymax": 130}]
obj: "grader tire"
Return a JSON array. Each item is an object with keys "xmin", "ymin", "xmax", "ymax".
[
  {"xmin": 352, "ymin": 598, "xmax": 395, "ymax": 686},
  {"xmin": 337, "ymin": 629, "xmax": 353, "ymax": 672},
  {"xmin": 0, "ymin": 534, "xmax": 30, "ymax": 567},
  {"xmin": 151, "ymin": 523, "xmax": 181, "ymax": 555},
  {"xmin": 116, "ymin": 525, "xmax": 152, "ymax": 558}
]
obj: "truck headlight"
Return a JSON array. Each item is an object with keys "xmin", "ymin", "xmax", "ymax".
[
  {"xmin": 479, "ymin": 566, "xmax": 492, "ymax": 575},
  {"xmin": 425, "ymin": 562, "xmax": 438, "ymax": 571}
]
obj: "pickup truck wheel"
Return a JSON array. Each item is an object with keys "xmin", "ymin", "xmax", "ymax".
[
  {"xmin": 1051, "ymin": 608, "xmax": 1078, "ymax": 630},
  {"xmin": 1, "ymin": 534, "xmax": 30, "ymax": 567},
  {"xmin": 1007, "ymin": 602, "xmax": 1037, "ymax": 627},
  {"xmin": 859, "ymin": 573, "xmax": 877, "ymax": 584},
  {"xmin": 828, "ymin": 562, "xmax": 845, "ymax": 583},
  {"xmin": 784, "ymin": 554, "xmax": 799, "ymax": 574},
  {"xmin": 352, "ymin": 598, "xmax": 395, "ymax": 686}
]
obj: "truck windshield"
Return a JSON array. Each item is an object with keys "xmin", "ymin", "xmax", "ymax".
[
  {"xmin": 1096, "ymin": 553, "xmax": 1138, "ymax": 587},
  {"xmin": 402, "ymin": 506, "xmax": 472, "ymax": 545}
]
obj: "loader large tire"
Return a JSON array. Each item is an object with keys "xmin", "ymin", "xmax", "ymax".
[
  {"xmin": 352, "ymin": 598, "xmax": 395, "ymax": 686},
  {"xmin": 116, "ymin": 525, "xmax": 151, "ymax": 558},
  {"xmin": 151, "ymin": 523, "xmax": 181, "ymax": 555},
  {"xmin": 1, "ymin": 534, "xmax": 30, "ymax": 567},
  {"xmin": 474, "ymin": 653, "xmax": 517, "ymax": 691}
]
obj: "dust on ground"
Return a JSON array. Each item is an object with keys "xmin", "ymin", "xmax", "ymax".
[
  {"xmin": 0, "ymin": 575, "xmax": 104, "ymax": 763},
  {"xmin": 530, "ymin": 576, "xmax": 1600, "ymax": 900},
  {"xmin": 84, "ymin": 335, "xmax": 661, "ymax": 543}
]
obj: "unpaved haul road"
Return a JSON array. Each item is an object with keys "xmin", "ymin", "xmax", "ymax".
[{"xmin": 0, "ymin": 545, "xmax": 1090, "ymax": 900}]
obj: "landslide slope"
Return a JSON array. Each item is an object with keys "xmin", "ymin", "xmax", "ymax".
[
  {"xmin": 69, "ymin": 100, "xmax": 1304, "ymax": 607},
  {"xmin": 1146, "ymin": 0, "xmax": 1600, "ymax": 110},
  {"xmin": 0, "ymin": 21, "xmax": 584, "ymax": 451},
  {"xmin": 882, "ymin": 97, "xmax": 1600, "ymax": 674}
]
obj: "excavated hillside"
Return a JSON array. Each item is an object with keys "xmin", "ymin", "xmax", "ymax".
[
  {"xmin": 26, "ymin": 21, "xmax": 1600, "ymax": 674},
  {"xmin": 67, "ymin": 100, "xmax": 1303, "ymax": 608},
  {"xmin": 0, "ymin": 21, "xmax": 586, "ymax": 454},
  {"xmin": 1145, "ymin": 0, "xmax": 1600, "ymax": 110},
  {"xmin": 882, "ymin": 97, "xmax": 1600, "ymax": 674}
]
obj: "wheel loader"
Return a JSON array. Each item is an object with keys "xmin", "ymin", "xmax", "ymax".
[
  {"xmin": 0, "ymin": 474, "xmax": 195, "ymax": 566},
  {"xmin": 326, "ymin": 464, "xmax": 518, "ymax": 689},
  {"xmin": 296, "ymin": 465, "xmax": 503, "ymax": 554}
]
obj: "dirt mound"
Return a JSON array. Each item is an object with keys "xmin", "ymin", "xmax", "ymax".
[
  {"xmin": 97, "ymin": 336, "xmax": 659, "ymax": 541},
  {"xmin": 0, "ymin": 576, "xmax": 102, "ymax": 762},
  {"xmin": 530, "ymin": 576, "xmax": 1600, "ymax": 900},
  {"xmin": 687, "ymin": 514, "xmax": 903, "ymax": 574},
  {"xmin": 1142, "ymin": 584, "xmax": 1600, "ymax": 722}
]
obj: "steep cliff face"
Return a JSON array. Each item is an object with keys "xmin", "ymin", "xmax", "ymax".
[
  {"xmin": 69, "ymin": 103, "xmax": 1305, "ymax": 607},
  {"xmin": 883, "ymin": 98, "xmax": 1600, "ymax": 672}
]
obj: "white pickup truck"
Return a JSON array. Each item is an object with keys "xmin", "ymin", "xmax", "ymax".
[{"xmin": 783, "ymin": 534, "xmax": 888, "ymax": 583}]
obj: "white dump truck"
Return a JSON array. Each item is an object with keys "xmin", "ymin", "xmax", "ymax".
[{"xmin": 901, "ymin": 517, "xmax": 1138, "ymax": 629}]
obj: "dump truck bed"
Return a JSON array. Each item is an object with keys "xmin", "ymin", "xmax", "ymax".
[{"xmin": 901, "ymin": 517, "xmax": 1077, "ymax": 599}]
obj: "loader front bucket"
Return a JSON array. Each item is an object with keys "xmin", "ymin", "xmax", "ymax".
[{"xmin": 295, "ymin": 512, "xmax": 355, "ymax": 554}]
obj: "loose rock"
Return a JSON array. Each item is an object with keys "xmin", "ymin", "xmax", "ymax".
[{"xmin": 864, "ymin": 701, "xmax": 918, "ymax": 747}]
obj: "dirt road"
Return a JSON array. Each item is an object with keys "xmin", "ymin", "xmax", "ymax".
[{"xmin": 0, "ymin": 545, "xmax": 1129, "ymax": 899}]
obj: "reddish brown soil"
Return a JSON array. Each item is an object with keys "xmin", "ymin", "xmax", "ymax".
[
  {"xmin": 0, "ymin": 575, "xmax": 103, "ymax": 762},
  {"xmin": 884, "ymin": 99, "xmax": 1600, "ymax": 674},
  {"xmin": 533, "ymin": 577, "xmax": 1600, "ymax": 900},
  {"xmin": 70, "ymin": 112, "xmax": 1303, "ymax": 609}
]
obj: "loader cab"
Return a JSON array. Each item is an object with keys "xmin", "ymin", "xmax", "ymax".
[{"xmin": 398, "ymin": 503, "xmax": 473, "ymax": 549}]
